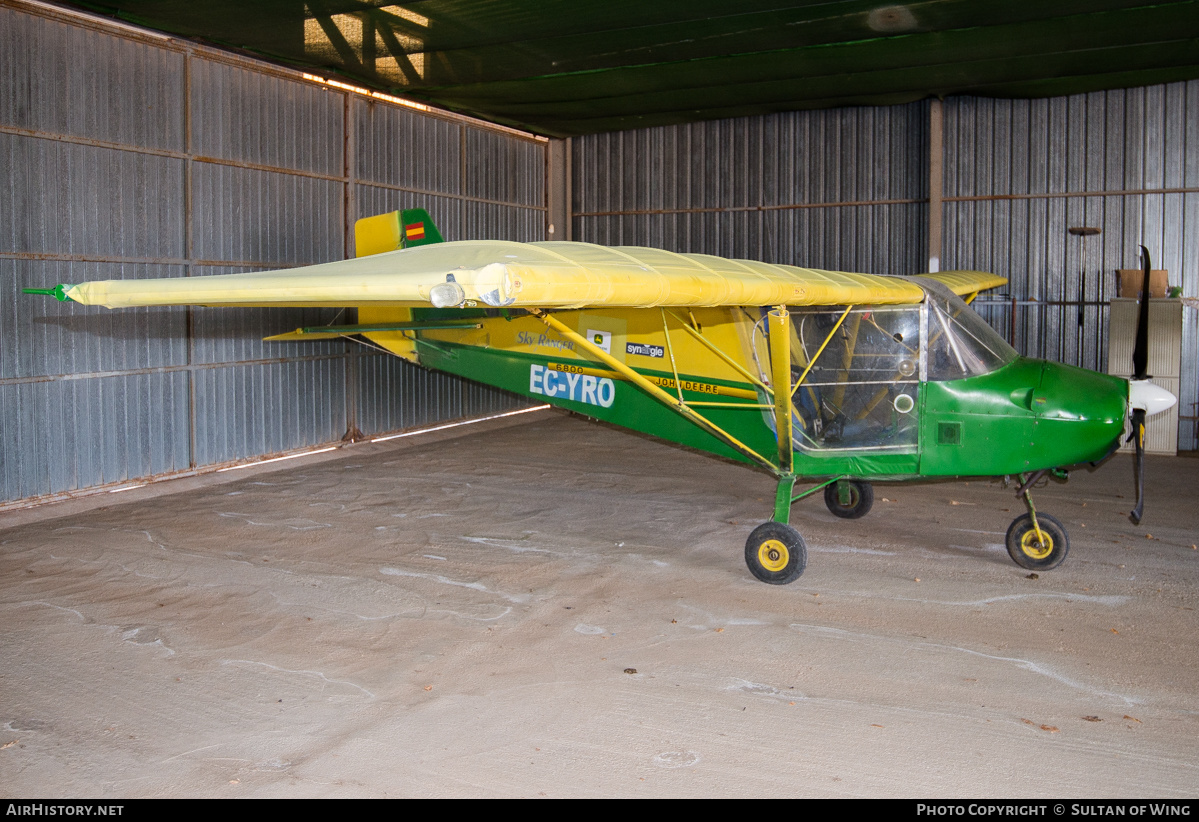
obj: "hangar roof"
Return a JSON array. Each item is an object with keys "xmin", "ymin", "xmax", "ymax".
[{"xmin": 63, "ymin": 0, "xmax": 1199, "ymax": 136}]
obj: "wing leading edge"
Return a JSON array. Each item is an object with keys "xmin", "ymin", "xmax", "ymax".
[{"xmin": 34, "ymin": 241, "xmax": 1005, "ymax": 310}]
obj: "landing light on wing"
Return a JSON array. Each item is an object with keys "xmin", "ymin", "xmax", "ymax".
[{"xmin": 430, "ymin": 280, "xmax": 466, "ymax": 308}]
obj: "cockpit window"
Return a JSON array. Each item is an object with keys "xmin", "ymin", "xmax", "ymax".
[
  {"xmin": 770, "ymin": 305, "xmax": 922, "ymax": 452},
  {"xmin": 915, "ymin": 278, "xmax": 1018, "ymax": 381},
  {"xmin": 751, "ymin": 282, "xmax": 1015, "ymax": 452}
]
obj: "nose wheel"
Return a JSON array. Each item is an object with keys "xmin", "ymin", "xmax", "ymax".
[
  {"xmin": 1007, "ymin": 473, "xmax": 1071, "ymax": 571},
  {"xmin": 745, "ymin": 521, "xmax": 807, "ymax": 584},
  {"xmin": 1006, "ymin": 513, "xmax": 1069, "ymax": 570}
]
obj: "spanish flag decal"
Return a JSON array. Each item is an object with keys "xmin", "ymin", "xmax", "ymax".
[{"xmin": 405, "ymin": 222, "xmax": 426, "ymax": 241}]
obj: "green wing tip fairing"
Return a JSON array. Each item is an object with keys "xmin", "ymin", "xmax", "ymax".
[{"xmin": 23, "ymin": 284, "xmax": 75, "ymax": 302}]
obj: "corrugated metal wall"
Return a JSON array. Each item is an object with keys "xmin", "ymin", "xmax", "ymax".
[
  {"xmin": 573, "ymin": 85, "xmax": 1199, "ymax": 450},
  {"xmin": 943, "ymin": 86, "xmax": 1199, "ymax": 449},
  {"xmin": 573, "ymin": 107, "xmax": 929, "ymax": 276},
  {"xmin": 0, "ymin": 3, "xmax": 543, "ymax": 505}
]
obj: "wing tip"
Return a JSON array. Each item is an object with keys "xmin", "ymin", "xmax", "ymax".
[{"xmin": 23, "ymin": 284, "xmax": 76, "ymax": 302}]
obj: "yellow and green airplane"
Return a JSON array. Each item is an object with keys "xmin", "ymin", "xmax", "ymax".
[{"xmin": 26, "ymin": 209, "xmax": 1176, "ymax": 584}]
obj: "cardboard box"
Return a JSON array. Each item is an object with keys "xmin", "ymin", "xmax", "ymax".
[{"xmin": 1116, "ymin": 269, "xmax": 1168, "ymax": 299}]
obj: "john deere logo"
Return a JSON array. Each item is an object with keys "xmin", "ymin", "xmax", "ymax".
[{"xmin": 586, "ymin": 329, "xmax": 612, "ymax": 354}]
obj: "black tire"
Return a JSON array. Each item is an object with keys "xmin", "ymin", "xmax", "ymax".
[
  {"xmin": 744, "ymin": 521, "xmax": 807, "ymax": 584},
  {"xmin": 1005, "ymin": 513, "xmax": 1069, "ymax": 571},
  {"xmin": 824, "ymin": 480, "xmax": 874, "ymax": 519}
]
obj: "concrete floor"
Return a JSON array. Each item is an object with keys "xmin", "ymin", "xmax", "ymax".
[{"xmin": 2, "ymin": 409, "xmax": 1197, "ymax": 798}]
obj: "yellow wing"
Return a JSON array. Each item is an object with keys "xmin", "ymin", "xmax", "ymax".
[
  {"xmin": 50, "ymin": 241, "xmax": 1004, "ymax": 310},
  {"xmin": 920, "ymin": 270, "xmax": 1008, "ymax": 298}
]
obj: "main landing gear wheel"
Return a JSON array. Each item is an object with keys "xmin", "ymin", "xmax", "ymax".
[
  {"xmin": 745, "ymin": 522, "xmax": 807, "ymax": 584},
  {"xmin": 1005, "ymin": 513, "xmax": 1069, "ymax": 571},
  {"xmin": 824, "ymin": 480, "xmax": 874, "ymax": 519}
]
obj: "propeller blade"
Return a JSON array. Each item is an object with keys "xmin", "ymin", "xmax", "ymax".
[
  {"xmin": 1129, "ymin": 408, "xmax": 1147, "ymax": 525},
  {"xmin": 1132, "ymin": 245, "xmax": 1151, "ymax": 381}
]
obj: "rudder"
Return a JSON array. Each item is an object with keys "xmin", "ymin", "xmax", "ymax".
[{"xmin": 353, "ymin": 208, "xmax": 444, "ymax": 257}]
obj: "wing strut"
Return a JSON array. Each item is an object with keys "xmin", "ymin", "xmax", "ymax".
[
  {"xmin": 768, "ymin": 307, "xmax": 798, "ymax": 523},
  {"xmin": 529, "ymin": 309, "xmax": 779, "ymax": 475},
  {"xmin": 666, "ymin": 310, "xmax": 771, "ymax": 394},
  {"xmin": 768, "ymin": 308, "xmax": 795, "ymax": 477},
  {"xmin": 531, "ymin": 307, "xmax": 849, "ymax": 530},
  {"xmin": 771, "ymin": 305, "xmax": 856, "ymax": 523}
]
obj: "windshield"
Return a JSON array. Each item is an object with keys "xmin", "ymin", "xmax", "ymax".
[{"xmin": 915, "ymin": 278, "xmax": 1018, "ymax": 380}]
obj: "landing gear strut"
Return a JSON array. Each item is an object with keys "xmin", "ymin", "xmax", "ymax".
[
  {"xmin": 742, "ymin": 307, "xmax": 858, "ymax": 584},
  {"xmin": 1006, "ymin": 472, "xmax": 1070, "ymax": 570},
  {"xmin": 743, "ymin": 474, "xmax": 854, "ymax": 584}
]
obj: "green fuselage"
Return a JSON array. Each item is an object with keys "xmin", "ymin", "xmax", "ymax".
[{"xmin": 410, "ymin": 302, "xmax": 1128, "ymax": 483}]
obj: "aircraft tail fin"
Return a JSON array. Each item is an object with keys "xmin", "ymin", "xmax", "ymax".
[
  {"xmin": 397, "ymin": 208, "xmax": 444, "ymax": 248},
  {"xmin": 353, "ymin": 208, "xmax": 444, "ymax": 257}
]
